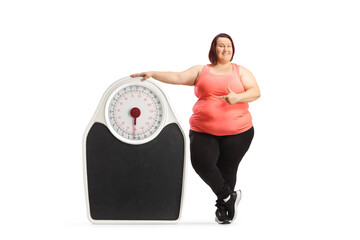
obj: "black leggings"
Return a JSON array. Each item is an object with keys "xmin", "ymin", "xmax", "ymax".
[{"xmin": 189, "ymin": 127, "xmax": 254, "ymax": 200}]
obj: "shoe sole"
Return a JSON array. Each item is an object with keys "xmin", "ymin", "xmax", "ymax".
[
  {"xmin": 215, "ymin": 217, "xmax": 231, "ymax": 224},
  {"xmin": 232, "ymin": 190, "xmax": 242, "ymax": 221}
]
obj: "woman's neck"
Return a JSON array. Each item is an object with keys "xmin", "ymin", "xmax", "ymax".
[
  {"xmin": 211, "ymin": 62, "xmax": 232, "ymax": 68},
  {"xmin": 209, "ymin": 62, "xmax": 233, "ymax": 74}
]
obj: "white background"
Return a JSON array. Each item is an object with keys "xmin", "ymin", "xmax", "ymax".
[{"xmin": 1, "ymin": 0, "xmax": 359, "ymax": 239}]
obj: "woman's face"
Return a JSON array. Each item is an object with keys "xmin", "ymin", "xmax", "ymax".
[{"xmin": 216, "ymin": 37, "xmax": 233, "ymax": 64}]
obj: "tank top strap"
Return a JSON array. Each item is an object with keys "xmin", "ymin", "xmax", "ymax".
[
  {"xmin": 234, "ymin": 63, "xmax": 246, "ymax": 90},
  {"xmin": 205, "ymin": 64, "xmax": 211, "ymax": 72}
]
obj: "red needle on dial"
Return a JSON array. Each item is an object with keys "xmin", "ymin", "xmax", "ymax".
[
  {"xmin": 130, "ymin": 107, "xmax": 141, "ymax": 125},
  {"xmin": 130, "ymin": 107, "xmax": 141, "ymax": 137}
]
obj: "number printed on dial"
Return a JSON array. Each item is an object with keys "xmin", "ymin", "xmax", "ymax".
[{"xmin": 107, "ymin": 85, "xmax": 164, "ymax": 141}]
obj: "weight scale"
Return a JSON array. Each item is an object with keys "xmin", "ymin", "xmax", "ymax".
[{"xmin": 83, "ymin": 76, "xmax": 186, "ymax": 223}]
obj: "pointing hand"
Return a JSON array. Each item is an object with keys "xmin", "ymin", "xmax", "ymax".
[{"xmin": 217, "ymin": 86, "xmax": 239, "ymax": 105}]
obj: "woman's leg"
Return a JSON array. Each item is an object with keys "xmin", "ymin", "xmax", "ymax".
[
  {"xmin": 189, "ymin": 130, "xmax": 231, "ymax": 199},
  {"xmin": 217, "ymin": 127, "xmax": 254, "ymax": 191}
]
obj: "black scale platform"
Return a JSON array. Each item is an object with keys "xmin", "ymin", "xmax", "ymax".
[{"xmin": 86, "ymin": 122, "xmax": 185, "ymax": 221}]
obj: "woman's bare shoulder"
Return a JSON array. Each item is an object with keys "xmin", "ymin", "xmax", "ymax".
[
  {"xmin": 191, "ymin": 64, "xmax": 205, "ymax": 73},
  {"xmin": 237, "ymin": 65, "xmax": 254, "ymax": 76}
]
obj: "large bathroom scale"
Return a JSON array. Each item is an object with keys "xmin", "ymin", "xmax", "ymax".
[{"xmin": 83, "ymin": 76, "xmax": 186, "ymax": 223}]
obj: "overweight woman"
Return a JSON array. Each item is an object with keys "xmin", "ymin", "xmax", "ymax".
[{"xmin": 131, "ymin": 33, "xmax": 260, "ymax": 224}]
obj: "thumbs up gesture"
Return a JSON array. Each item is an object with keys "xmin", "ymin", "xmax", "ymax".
[{"xmin": 218, "ymin": 86, "xmax": 239, "ymax": 105}]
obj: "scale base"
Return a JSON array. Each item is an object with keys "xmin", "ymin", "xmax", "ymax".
[{"xmin": 85, "ymin": 122, "xmax": 185, "ymax": 221}]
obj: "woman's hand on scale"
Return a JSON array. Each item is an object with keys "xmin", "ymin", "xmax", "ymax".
[{"xmin": 130, "ymin": 72, "xmax": 153, "ymax": 82}]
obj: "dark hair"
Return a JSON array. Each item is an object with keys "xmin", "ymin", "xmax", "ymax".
[{"xmin": 208, "ymin": 33, "xmax": 235, "ymax": 65}]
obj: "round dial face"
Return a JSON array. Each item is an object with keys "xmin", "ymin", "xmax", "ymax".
[{"xmin": 106, "ymin": 84, "xmax": 165, "ymax": 143}]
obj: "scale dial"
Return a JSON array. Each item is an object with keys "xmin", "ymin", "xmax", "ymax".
[{"xmin": 105, "ymin": 83, "xmax": 166, "ymax": 144}]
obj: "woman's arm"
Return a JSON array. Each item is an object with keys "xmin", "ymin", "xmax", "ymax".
[
  {"xmin": 218, "ymin": 65, "xmax": 261, "ymax": 104},
  {"xmin": 130, "ymin": 65, "xmax": 203, "ymax": 86}
]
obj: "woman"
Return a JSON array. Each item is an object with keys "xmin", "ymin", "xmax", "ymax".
[{"xmin": 131, "ymin": 33, "xmax": 260, "ymax": 224}]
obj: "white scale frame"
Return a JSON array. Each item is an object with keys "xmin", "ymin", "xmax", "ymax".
[{"xmin": 83, "ymin": 76, "xmax": 186, "ymax": 224}]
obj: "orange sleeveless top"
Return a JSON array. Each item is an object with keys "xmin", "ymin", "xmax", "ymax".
[{"xmin": 189, "ymin": 63, "xmax": 253, "ymax": 136}]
